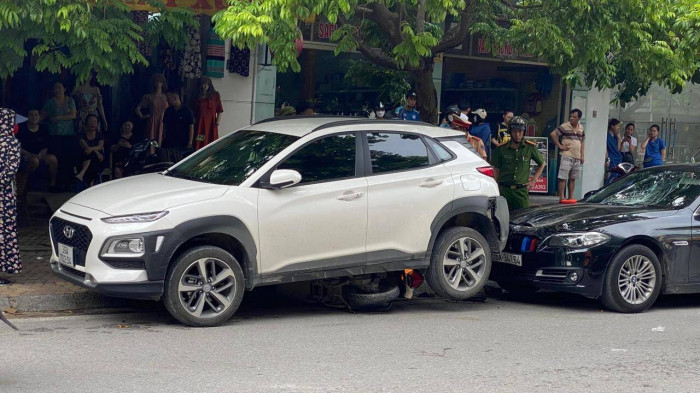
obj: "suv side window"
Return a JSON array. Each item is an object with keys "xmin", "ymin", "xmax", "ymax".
[
  {"xmin": 367, "ymin": 132, "xmax": 430, "ymax": 174},
  {"xmin": 278, "ymin": 133, "xmax": 356, "ymax": 184}
]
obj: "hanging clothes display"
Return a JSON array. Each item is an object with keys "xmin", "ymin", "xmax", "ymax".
[
  {"xmin": 195, "ymin": 90, "xmax": 224, "ymax": 150},
  {"xmin": 0, "ymin": 108, "xmax": 22, "ymax": 275},
  {"xmin": 206, "ymin": 27, "xmax": 225, "ymax": 78},
  {"xmin": 132, "ymin": 11, "xmax": 152, "ymax": 58},
  {"xmin": 179, "ymin": 16, "xmax": 203, "ymax": 79},
  {"xmin": 227, "ymin": 46, "xmax": 250, "ymax": 77}
]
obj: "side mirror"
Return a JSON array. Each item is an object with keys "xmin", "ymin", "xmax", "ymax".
[
  {"xmin": 583, "ymin": 189, "xmax": 598, "ymax": 200},
  {"xmin": 265, "ymin": 169, "xmax": 302, "ymax": 189}
]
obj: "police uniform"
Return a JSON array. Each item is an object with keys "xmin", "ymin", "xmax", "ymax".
[{"xmin": 491, "ymin": 138, "xmax": 544, "ymax": 211}]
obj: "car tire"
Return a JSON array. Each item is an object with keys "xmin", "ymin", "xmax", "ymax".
[
  {"xmin": 601, "ymin": 244, "xmax": 662, "ymax": 313},
  {"xmin": 163, "ymin": 246, "xmax": 245, "ymax": 327},
  {"xmin": 496, "ymin": 280, "xmax": 540, "ymax": 297},
  {"xmin": 343, "ymin": 283, "xmax": 400, "ymax": 309},
  {"xmin": 426, "ymin": 227, "xmax": 491, "ymax": 300}
]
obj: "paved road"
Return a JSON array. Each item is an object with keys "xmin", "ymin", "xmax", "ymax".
[{"xmin": 2, "ymin": 289, "xmax": 700, "ymax": 392}]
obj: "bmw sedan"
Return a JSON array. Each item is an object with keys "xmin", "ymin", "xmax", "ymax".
[{"xmin": 491, "ymin": 164, "xmax": 700, "ymax": 313}]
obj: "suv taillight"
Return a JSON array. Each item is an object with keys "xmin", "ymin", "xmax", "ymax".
[{"xmin": 477, "ymin": 166, "xmax": 495, "ymax": 178}]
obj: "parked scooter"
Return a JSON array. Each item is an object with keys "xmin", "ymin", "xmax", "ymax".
[{"xmin": 123, "ymin": 139, "xmax": 173, "ymax": 175}]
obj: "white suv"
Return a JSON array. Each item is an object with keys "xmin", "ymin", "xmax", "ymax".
[{"xmin": 50, "ymin": 117, "xmax": 509, "ymax": 326}]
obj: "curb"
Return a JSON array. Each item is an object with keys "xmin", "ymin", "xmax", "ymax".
[{"xmin": 1, "ymin": 292, "xmax": 132, "ymax": 313}]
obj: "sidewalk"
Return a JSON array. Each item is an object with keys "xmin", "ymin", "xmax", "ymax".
[
  {"xmin": 1, "ymin": 193, "xmax": 132, "ymax": 313},
  {"xmin": 1, "ymin": 192, "xmax": 563, "ymax": 315}
]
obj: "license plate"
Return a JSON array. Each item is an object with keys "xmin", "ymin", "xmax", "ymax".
[
  {"xmin": 58, "ymin": 243, "xmax": 74, "ymax": 267},
  {"xmin": 493, "ymin": 252, "xmax": 522, "ymax": 267}
]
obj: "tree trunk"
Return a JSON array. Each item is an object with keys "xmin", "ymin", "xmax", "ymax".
[{"xmin": 414, "ymin": 62, "xmax": 438, "ymax": 124}]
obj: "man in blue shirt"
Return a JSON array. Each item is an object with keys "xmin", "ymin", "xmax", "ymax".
[
  {"xmin": 395, "ymin": 91, "xmax": 421, "ymax": 121},
  {"xmin": 469, "ymin": 109, "xmax": 492, "ymax": 158}
]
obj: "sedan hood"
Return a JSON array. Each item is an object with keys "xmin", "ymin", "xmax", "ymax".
[
  {"xmin": 510, "ymin": 203, "xmax": 676, "ymax": 233},
  {"xmin": 67, "ymin": 173, "xmax": 229, "ymax": 215}
]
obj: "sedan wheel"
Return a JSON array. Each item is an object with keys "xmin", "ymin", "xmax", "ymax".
[
  {"xmin": 426, "ymin": 227, "xmax": 492, "ymax": 300},
  {"xmin": 601, "ymin": 244, "xmax": 661, "ymax": 313},
  {"xmin": 617, "ymin": 255, "xmax": 656, "ymax": 305},
  {"xmin": 164, "ymin": 246, "xmax": 245, "ymax": 327}
]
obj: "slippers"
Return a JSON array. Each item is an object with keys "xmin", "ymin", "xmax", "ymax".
[
  {"xmin": 0, "ymin": 278, "xmax": 12, "ymax": 286},
  {"xmin": 560, "ymin": 199, "xmax": 577, "ymax": 204}
]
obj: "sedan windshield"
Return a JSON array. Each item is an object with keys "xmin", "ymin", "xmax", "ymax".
[
  {"xmin": 166, "ymin": 130, "xmax": 299, "ymax": 185},
  {"xmin": 586, "ymin": 167, "xmax": 700, "ymax": 209}
]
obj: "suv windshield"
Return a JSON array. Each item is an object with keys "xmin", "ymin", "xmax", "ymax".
[
  {"xmin": 166, "ymin": 130, "xmax": 299, "ymax": 185},
  {"xmin": 586, "ymin": 167, "xmax": 700, "ymax": 209}
]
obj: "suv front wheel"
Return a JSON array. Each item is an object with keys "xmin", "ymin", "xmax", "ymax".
[
  {"xmin": 426, "ymin": 227, "xmax": 492, "ymax": 300},
  {"xmin": 163, "ymin": 246, "xmax": 245, "ymax": 327}
]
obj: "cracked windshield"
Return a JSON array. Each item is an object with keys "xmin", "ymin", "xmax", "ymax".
[{"xmin": 587, "ymin": 169, "xmax": 700, "ymax": 209}]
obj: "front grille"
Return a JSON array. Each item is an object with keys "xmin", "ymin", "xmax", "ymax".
[
  {"xmin": 50, "ymin": 217, "xmax": 93, "ymax": 267},
  {"xmin": 59, "ymin": 264, "xmax": 87, "ymax": 280},
  {"xmin": 506, "ymin": 234, "xmax": 541, "ymax": 253},
  {"xmin": 104, "ymin": 260, "xmax": 145, "ymax": 270}
]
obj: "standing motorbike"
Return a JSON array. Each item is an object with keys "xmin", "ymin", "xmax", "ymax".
[{"xmin": 123, "ymin": 139, "xmax": 174, "ymax": 175}]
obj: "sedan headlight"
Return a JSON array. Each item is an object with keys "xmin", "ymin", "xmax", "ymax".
[
  {"xmin": 547, "ymin": 232, "xmax": 610, "ymax": 248},
  {"xmin": 101, "ymin": 211, "xmax": 168, "ymax": 224}
]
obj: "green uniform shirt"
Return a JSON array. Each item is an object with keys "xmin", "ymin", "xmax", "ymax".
[{"xmin": 491, "ymin": 139, "xmax": 544, "ymax": 185}]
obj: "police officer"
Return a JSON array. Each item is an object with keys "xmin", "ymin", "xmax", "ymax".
[{"xmin": 490, "ymin": 116, "xmax": 545, "ymax": 211}]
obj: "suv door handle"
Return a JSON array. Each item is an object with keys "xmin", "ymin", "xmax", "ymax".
[
  {"xmin": 419, "ymin": 178, "xmax": 444, "ymax": 188},
  {"xmin": 337, "ymin": 191, "xmax": 364, "ymax": 201}
]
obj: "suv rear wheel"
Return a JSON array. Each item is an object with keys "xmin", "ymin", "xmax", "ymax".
[
  {"xmin": 163, "ymin": 246, "xmax": 245, "ymax": 327},
  {"xmin": 426, "ymin": 227, "xmax": 491, "ymax": 300}
]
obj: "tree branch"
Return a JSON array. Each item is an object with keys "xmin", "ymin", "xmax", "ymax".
[
  {"xmin": 338, "ymin": 15, "xmax": 399, "ymax": 70},
  {"xmin": 363, "ymin": 3, "xmax": 403, "ymax": 47},
  {"xmin": 432, "ymin": 13, "xmax": 470, "ymax": 55},
  {"xmin": 416, "ymin": 0, "xmax": 426, "ymax": 34}
]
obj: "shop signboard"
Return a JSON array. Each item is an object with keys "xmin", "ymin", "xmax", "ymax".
[
  {"xmin": 316, "ymin": 22, "xmax": 339, "ymax": 41},
  {"xmin": 470, "ymin": 34, "xmax": 537, "ymax": 62},
  {"xmin": 528, "ymin": 137, "xmax": 548, "ymax": 193}
]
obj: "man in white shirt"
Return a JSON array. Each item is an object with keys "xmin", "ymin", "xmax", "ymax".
[{"xmin": 621, "ymin": 122, "xmax": 638, "ymax": 164}]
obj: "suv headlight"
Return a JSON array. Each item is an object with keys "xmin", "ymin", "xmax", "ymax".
[
  {"xmin": 547, "ymin": 232, "xmax": 610, "ymax": 248},
  {"xmin": 101, "ymin": 237, "xmax": 145, "ymax": 258},
  {"xmin": 101, "ymin": 211, "xmax": 168, "ymax": 224}
]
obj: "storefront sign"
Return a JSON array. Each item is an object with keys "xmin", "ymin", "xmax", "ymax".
[
  {"xmin": 472, "ymin": 35, "xmax": 534, "ymax": 61},
  {"xmin": 316, "ymin": 23, "xmax": 339, "ymax": 41},
  {"xmin": 528, "ymin": 137, "xmax": 549, "ymax": 193},
  {"xmin": 125, "ymin": 0, "xmax": 228, "ymax": 16}
]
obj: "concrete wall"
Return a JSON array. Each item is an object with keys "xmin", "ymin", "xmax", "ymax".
[
  {"xmin": 211, "ymin": 42, "xmax": 257, "ymax": 137},
  {"xmin": 574, "ymin": 87, "xmax": 611, "ymax": 198}
]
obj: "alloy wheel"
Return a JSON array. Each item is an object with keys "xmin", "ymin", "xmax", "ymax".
[
  {"xmin": 442, "ymin": 237, "xmax": 487, "ymax": 291},
  {"xmin": 178, "ymin": 257, "xmax": 237, "ymax": 318},
  {"xmin": 617, "ymin": 255, "xmax": 656, "ymax": 305}
]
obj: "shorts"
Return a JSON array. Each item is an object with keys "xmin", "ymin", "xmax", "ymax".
[{"xmin": 558, "ymin": 155, "xmax": 581, "ymax": 180}]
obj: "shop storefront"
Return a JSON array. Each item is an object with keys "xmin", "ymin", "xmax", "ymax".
[{"xmin": 608, "ymin": 83, "xmax": 700, "ymax": 165}]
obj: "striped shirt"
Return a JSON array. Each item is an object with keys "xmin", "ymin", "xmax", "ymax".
[{"xmin": 555, "ymin": 122, "xmax": 585, "ymax": 159}]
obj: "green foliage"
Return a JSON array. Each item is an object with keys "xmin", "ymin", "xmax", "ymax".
[
  {"xmin": 470, "ymin": 0, "xmax": 700, "ymax": 102},
  {"xmin": 214, "ymin": 0, "xmax": 700, "ymax": 115},
  {"xmin": 0, "ymin": 0, "xmax": 196, "ymax": 85},
  {"xmin": 344, "ymin": 59, "xmax": 411, "ymax": 104}
]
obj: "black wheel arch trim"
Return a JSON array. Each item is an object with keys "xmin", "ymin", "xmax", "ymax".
[
  {"xmin": 427, "ymin": 195, "xmax": 509, "ymax": 257},
  {"xmin": 123, "ymin": 216, "xmax": 259, "ymax": 289}
]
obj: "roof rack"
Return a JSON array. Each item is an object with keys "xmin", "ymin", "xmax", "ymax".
[
  {"xmin": 252, "ymin": 115, "xmax": 355, "ymax": 125},
  {"xmin": 311, "ymin": 119, "xmax": 437, "ymax": 132}
]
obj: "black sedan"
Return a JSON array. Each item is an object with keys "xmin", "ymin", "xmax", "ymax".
[{"xmin": 491, "ymin": 164, "xmax": 700, "ymax": 313}]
